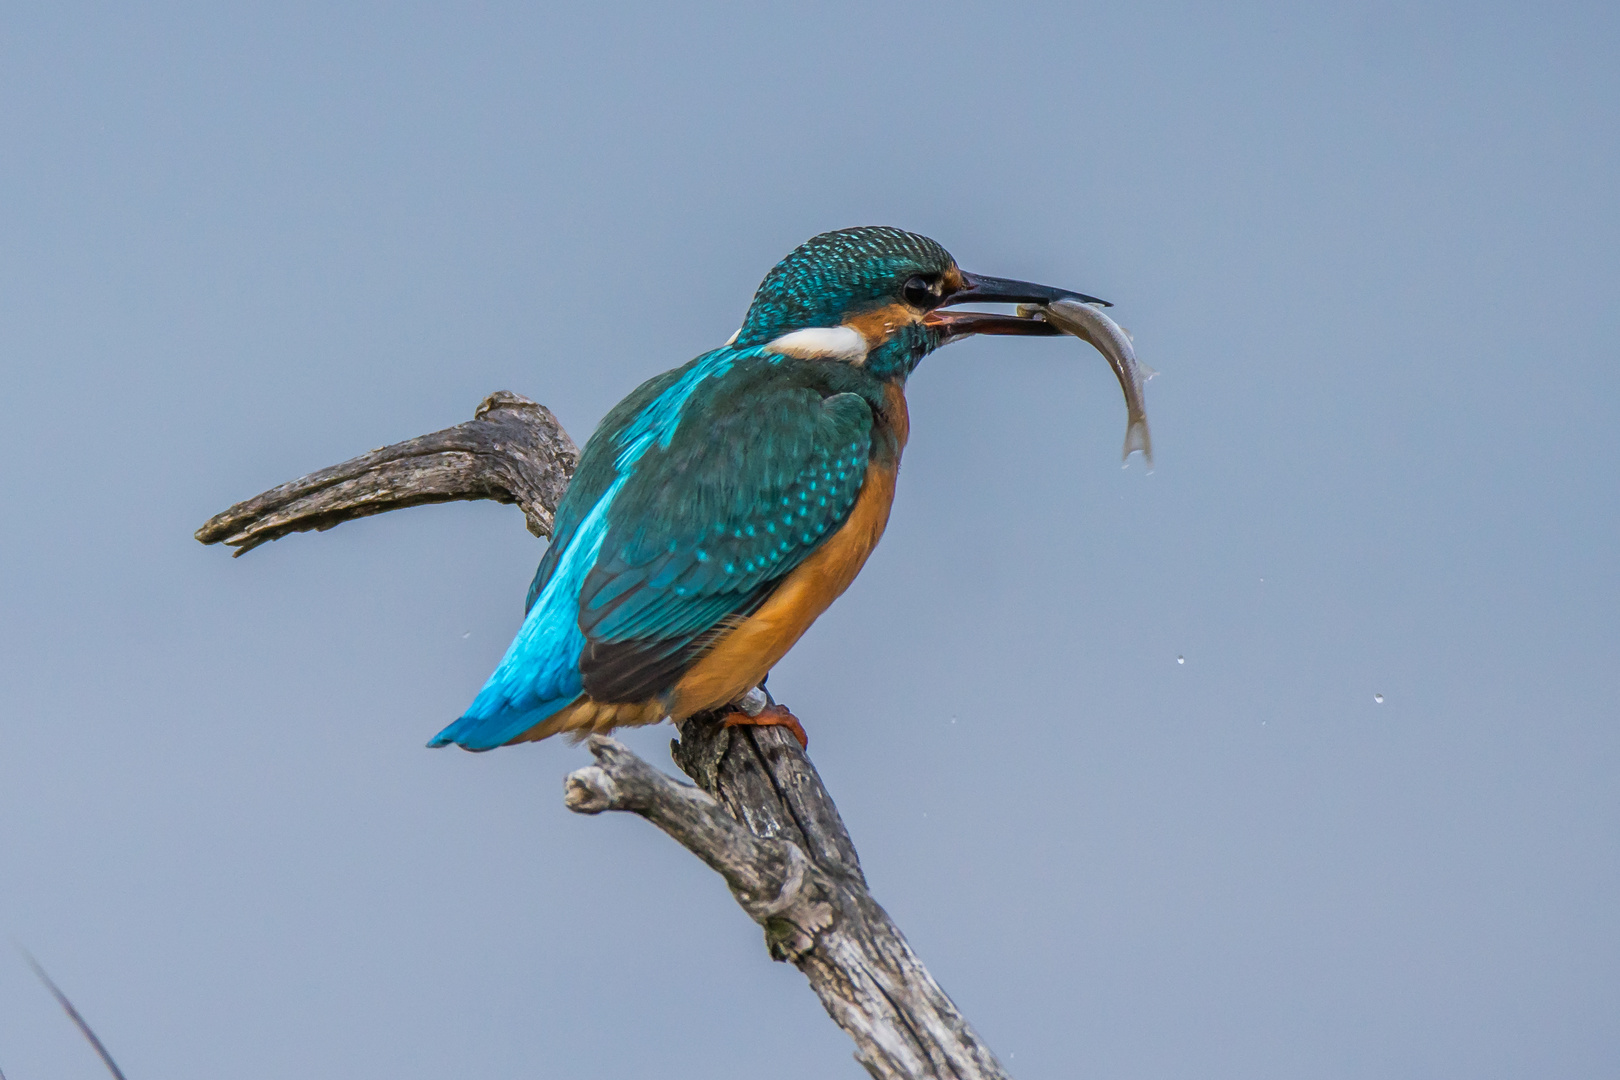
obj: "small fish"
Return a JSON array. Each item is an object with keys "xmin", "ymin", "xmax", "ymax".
[{"xmin": 1021, "ymin": 298, "xmax": 1154, "ymax": 466}]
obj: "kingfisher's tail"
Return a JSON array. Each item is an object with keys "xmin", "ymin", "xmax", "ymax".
[
  {"xmin": 427, "ymin": 692, "xmax": 581, "ymax": 751},
  {"xmin": 435, "ymin": 453, "xmax": 624, "ymax": 751},
  {"xmin": 430, "ymin": 577, "xmax": 590, "ymax": 750}
]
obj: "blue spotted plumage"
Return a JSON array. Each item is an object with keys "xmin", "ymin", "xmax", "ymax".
[{"xmin": 431, "ymin": 226, "xmax": 1107, "ymax": 750}]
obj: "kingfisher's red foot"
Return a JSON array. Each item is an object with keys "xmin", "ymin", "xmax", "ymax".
[{"xmin": 721, "ymin": 703, "xmax": 808, "ymax": 749}]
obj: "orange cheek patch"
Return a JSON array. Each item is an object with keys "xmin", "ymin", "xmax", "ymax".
[{"xmin": 843, "ymin": 302, "xmax": 924, "ymax": 352}]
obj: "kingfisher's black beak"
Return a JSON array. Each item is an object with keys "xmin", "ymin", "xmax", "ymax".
[
  {"xmin": 924, "ymin": 271, "xmax": 1111, "ymax": 343},
  {"xmin": 950, "ymin": 272, "xmax": 1110, "ymax": 309}
]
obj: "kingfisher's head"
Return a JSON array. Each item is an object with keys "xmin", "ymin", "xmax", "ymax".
[{"xmin": 733, "ymin": 225, "xmax": 1107, "ymax": 381}]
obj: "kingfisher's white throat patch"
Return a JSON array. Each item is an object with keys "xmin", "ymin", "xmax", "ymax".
[{"xmin": 762, "ymin": 325, "xmax": 869, "ymax": 364}]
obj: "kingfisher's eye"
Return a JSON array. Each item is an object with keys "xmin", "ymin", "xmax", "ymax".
[{"xmin": 902, "ymin": 275, "xmax": 937, "ymax": 309}]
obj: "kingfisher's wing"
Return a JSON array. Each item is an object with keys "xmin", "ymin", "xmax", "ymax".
[
  {"xmin": 577, "ymin": 373, "xmax": 876, "ymax": 702},
  {"xmin": 431, "ymin": 358, "xmax": 876, "ymax": 751}
]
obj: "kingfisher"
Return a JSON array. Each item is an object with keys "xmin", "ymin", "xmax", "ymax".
[{"xmin": 430, "ymin": 226, "xmax": 1105, "ymax": 751}]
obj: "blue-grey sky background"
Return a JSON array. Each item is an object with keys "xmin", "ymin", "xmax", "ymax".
[{"xmin": 2, "ymin": 3, "xmax": 1616, "ymax": 1078}]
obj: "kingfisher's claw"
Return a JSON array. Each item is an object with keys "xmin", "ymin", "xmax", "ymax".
[{"xmin": 722, "ymin": 704, "xmax": 808, "ymax": 750}]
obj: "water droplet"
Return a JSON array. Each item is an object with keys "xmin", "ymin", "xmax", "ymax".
[
  {"xmin": 1177, "ymin": 655, "xmax": 1185, "ymax": 664},
  {"xmin": 1374, "ymin": 693, "xmax": 1384, "ymax": 704},
  {"xmin": 462, "ymin": 631, "xmax": 470, "ymax": 639},
  {"xmin": 949, "ymin": 715, "xmax": 958, "ymax": 725}
]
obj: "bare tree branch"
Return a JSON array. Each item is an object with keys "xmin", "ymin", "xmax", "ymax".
[
  {"xmin": 198, "ymin": 392, "xmax": 1012, "ymax": 1079},
  {"xmin": 194, "ymin": 391, "xmax": 577, "ymax": 555},
  {"xmin": 578, "ymin": 723, "xmax": 1010, "ymax": 1079}
]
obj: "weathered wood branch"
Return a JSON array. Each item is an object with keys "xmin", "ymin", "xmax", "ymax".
[
  {"xmin": 197, "ymin": 392, "xmax": 1011, "ymax": 1080},
  {"xmin": 583, "ymin": 722, "xmax": 1009, "ymax": 1079},
  {"xmin": 195, "ymin": 391, "xmax": 577, "ymax": 554}
]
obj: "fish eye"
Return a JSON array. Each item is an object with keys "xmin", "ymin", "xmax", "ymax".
[{"xmin": 902, "ymin": 275, "xmax": 938, "ymax": 309}]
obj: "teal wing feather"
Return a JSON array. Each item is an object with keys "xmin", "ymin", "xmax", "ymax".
[
  {"xmin": 578, "ymin": 362, "xmax": 876, "ymax": 702},
  {"xmin": 523, "ymin": 363, "xmax": 690, "ymax": 615}
]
